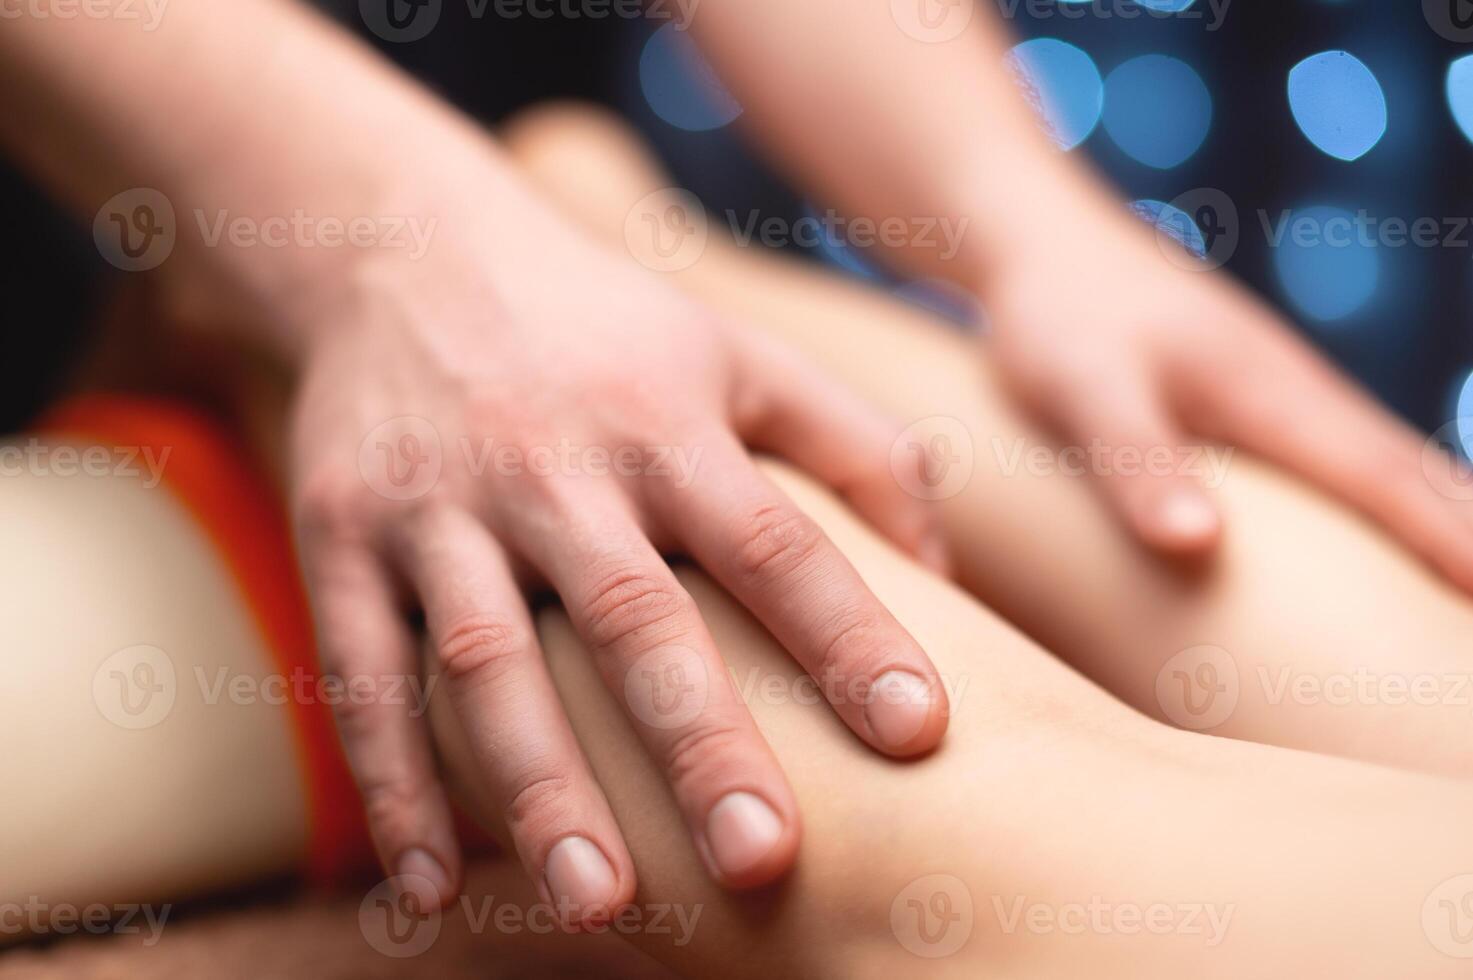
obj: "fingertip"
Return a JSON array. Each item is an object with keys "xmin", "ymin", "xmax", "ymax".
[
  {"xmin": 700, "ymin": 790, "xmax": 802, "ymax": 890},
  {"xmin": 1139, "ymin": 486, "xmax": 1223, "ymax": 554},
  {"xmin": 396, "ymin": 846, "xmax": 458, "ymax": 911},
  {"xmin": 863, "ymin": 669, "xmax": 949, "ymax": 757},
  {"xmin": 542, "ymin": 835, "xmax": 635, "ymax": 929}
]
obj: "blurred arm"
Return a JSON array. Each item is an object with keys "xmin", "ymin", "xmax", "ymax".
[
  {"xmin": 0, "ymin": 0, "xmax": 540, "ymax": 358},
  {"xmin": 684, "ymin": 0, "xmax": 1115, "ymax": 289}
]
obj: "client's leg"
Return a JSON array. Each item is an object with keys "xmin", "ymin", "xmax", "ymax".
[
  {"xmin": 501, "ymin": 105, "xmax": 1473, "ymax": 781},
  {"xmin": 431, "ymin": 462, "xmax": 1473, "ymax": 979},
  {"xmin": 0, "ymin": 424, "xmax": 307, "ymax": 910}
]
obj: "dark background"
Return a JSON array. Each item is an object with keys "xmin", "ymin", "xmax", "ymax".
[{"xmin": 4, "ymin": 0, "xmax": 1468, "ymax": 436}]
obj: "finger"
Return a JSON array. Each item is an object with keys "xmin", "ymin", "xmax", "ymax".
[
  {"xmin": 506, "ymin": 488, "xmax": 801, "ymax": 890},
  {"xmin": 395, "ymin": 507, "xmax": 634, "ymax": 925},
  {"xmin": 653, "ymin": 434, "xmax": 949, "ymax": 758},
  {"xmin": 301, "ymin": 541, "xmax": 460, "ymax": 911},
  {"xmin": 730, "ymin": 331, "xmax": 951, "ymax": 574},
  {"xmin": 1196, "ymin": 332, "xmax": 1473, "ymax": 593},
  {"xmin": 1049, "ymin": 370, "xmax": 1222, "ymax": 554}
]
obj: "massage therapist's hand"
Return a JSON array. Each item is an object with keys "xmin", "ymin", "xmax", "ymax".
[
  {"xmin": 286, "ymin": 197, "xmax": 951, "ymax": 920},
  {"xmin": 983, "ymin": 198, "xmax": 1473, "ymax": 589}
]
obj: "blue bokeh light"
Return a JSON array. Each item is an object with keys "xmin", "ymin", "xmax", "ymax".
[
  {"xmin": 1128, "ymin": 199, "xmax": 1208, "ymax": 257},
  {"xmin": 1103, "ymin": 55, "xmax": 1212, "ymax": 169},
  {"xmin": 638, "ymin": 25, "xmax": 743, "ymax": 132},
  {"xmin": 1287, "ymin": 51, "xmax": 1387, "ymax": 161},
  {"xmin": 1272, "ymin": 205, "xmax": 1380, "ymax": 322},
  {"xmin": 1456, "ymin": 370, "xmax": 1473, "ymax": 460},
  {"xmin": 1006, "ymin": 39, "xmax": 1104, "ymax": 151},
  {"xmin": 1446, "ymin": 55, "xmax": 1473, "ymax": 145}
]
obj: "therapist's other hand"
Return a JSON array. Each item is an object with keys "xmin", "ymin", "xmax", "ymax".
[
  {"xmin": 288, "ymin": 211, "xmax": 950, "ymax": 922},
  {"xmin": 985, "ymin": 203, "xmax": 1473, "ymax": 591}
]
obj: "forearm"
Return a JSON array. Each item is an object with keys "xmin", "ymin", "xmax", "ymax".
[
  {"xmin": 0, "ymin": 0, "xmax": 543, "ymax": 358},
  {"xmin": 685, "ymin": 0, "xmax": 1119, "ymax": 288}
]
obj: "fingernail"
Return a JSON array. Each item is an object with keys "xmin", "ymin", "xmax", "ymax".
[
  {"xmin": 705, "ymin": 792, "xmax": 783, "ymax": 880},
  {"xmin": 544, "ymin": 836, "xmax": 618, "ymax": 915},
  {"xmin": 864, "ymin": 670, "xmax": 934, "ymax": 750},
  {"xmin": 396, "ymin": 847, "xmax": 451, "ymax": 912},
  {"xmin": 1158, "ymin": 490, "xmax": 1219, "ymax": 543}
]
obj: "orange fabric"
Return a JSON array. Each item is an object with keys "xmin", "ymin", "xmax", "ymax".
[{"xmin": 38, "ymin": 393, "xmax": 374, "ymax": 885}]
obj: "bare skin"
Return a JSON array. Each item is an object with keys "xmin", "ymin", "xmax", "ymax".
[
  {"xmin": 5, "ymin": 105, "xmax": 1473, "ymax": 979},
  {"xmin": 504, "ymin": 103, "xmax": 1473, "ymax": 782}
]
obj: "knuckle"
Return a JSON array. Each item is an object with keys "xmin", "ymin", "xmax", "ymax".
[
  {"xmin": 296, "ymin": 468, "xmax": 369, "ymax": 542},
  {"xmin": 435, "ymin": 613, "xmax": 526, "ymax": 683},
  {"xmin": 503, "ymin": 770, "xmax": 579, "ymax": 837},
  {"xmin": 731, "ymin": 503, "xmax": 825, "ymax": 584},
  {"xmin": 815, "ymin": 609, "xmax": 887, "ymax": 680},
  {"xmin": 360, "ymin": 775, "xmax": 431, "ymax": 842},
  {"xmin": 581, "ymin": 565, "xmax": 691, "ymax": 651},
  {"xmin": 329, "ymin": 687, "xmax": 383, "ymax": 738},
  {"xmin": 662, "ymin": 719, "xmax": 747, "ymax": 791}
]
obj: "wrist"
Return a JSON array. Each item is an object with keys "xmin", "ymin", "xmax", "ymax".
[{"xmin": 156, "ymin": 126, "xmax": 534, "ymax": 365}]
